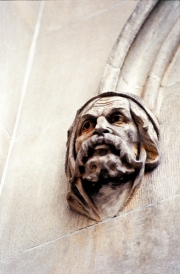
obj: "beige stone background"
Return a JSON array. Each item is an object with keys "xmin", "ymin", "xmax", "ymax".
[{"xmin": 0, "ymin": 1, "xmax": 180, "ymax": 273}]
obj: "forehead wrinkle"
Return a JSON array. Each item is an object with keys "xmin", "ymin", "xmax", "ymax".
[
  {"xmin": 83, "ymin": 97, "xmax": 130, "ymax": 117},
  {"xmin": 92, "ymin": 97, "xmax": 129, "ymax": 109},
  {"xmin": 94, "ymin": 96, "xmax": 128, "ymax": 105},
  {"xmin": 80, "ymin": 98, "xmax": 100, "ymax": 116}
]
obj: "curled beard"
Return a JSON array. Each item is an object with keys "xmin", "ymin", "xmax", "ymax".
[{"xmin": 73, "ymin": 133, "xmax": 142, "ymax": 193}]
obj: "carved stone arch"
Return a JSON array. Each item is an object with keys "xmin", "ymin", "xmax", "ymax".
[
  {"xmin": 99, "ymin": 0, "xmax": 180, "ymax": 107},
  {"xmin": 99, "ymin": 0, "xmax": 180, "ymax": 212},
  {"xmin": 66, "ymin": 0, "xmax": 180, "ymax": 221}
]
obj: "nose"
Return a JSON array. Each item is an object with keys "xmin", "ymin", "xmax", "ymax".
[{"xmin": 94, "ymin": 116, "xmax": 111, "ymax": 134}]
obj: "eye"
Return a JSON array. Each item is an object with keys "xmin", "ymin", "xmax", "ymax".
[
  {"xmin": 110, "ymin": 113, "xmax": 124, "ymax": 124},
  {"xmin": 81, "ymin": 120, "xmax": 95, "ymax": 133}
]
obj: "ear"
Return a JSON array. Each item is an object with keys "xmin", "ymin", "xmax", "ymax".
[{"xmin": 130, "ymin": 101, "xmax": 160, "ymax": 170}]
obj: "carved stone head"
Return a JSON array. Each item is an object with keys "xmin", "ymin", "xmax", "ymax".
[{"xmin": 65, "ymin": 92, "xmax": 159, "ymax": 221}]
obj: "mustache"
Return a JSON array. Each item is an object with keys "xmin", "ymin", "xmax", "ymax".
[{"xmin": 76, "ymin": 133, "xmax": 142, "ymax": 169}]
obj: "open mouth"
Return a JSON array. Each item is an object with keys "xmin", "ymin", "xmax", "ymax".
[
  {"xmin": 93, "ymin": 144, "xmax": 110, "ymax": 156},
  {"xmin": 85, "ymin": 141, "xmax": 120, "ymax": 162}
]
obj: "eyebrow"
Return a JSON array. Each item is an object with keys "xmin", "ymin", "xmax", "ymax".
[
  {"xmin": 81, "ymin": 107, "xmax": 131, "ymax": 121},
  {"xmin": 80, "ymin": 113, "xmax": 97, "ymax": 121},
  {"xmin": 106, "ymin": 107, "xmax": 131, "ymax": 120}
]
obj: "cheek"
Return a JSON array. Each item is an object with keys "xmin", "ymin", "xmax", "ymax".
[
  {"xmin": 125, "ymin": 125, "xmax": 139, "ymax": 156},
  {"xmin": 75, "ymin": 130, "xmax": 93, "ymax": 153},
  {"xmin": 113, "ymin": 124, "xmax": 138, "ymax": 141},
  {"xmin": 113, "ymin": 124, "xmax": 139, "ymax": 157},
  {"xmin": 127, "ymin": 125, "xmax": 139, "ymax": 143}
]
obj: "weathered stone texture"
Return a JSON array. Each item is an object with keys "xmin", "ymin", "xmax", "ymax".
[
  {"xmin": 1, "ymin": 196, "xmax": 180, "ymax": 274},
  {"xmin": 0, "ymin": 1, "xmax": 40, "ymax": 181},
  {"xmin": 0, "ymin": 0, "xmax": 180, "ymax": 273},
  {"xmin": 0, "ymin": 1, "xmax": 140, "ymax": 273}
]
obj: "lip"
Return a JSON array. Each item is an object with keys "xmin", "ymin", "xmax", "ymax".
[
  {"xmin": 94, "ymin": 144, "xmax": 109, "ymax": 150},
  {"xmin": 93, "ymin": 144, "xmax": 110, "ymax": 157}
]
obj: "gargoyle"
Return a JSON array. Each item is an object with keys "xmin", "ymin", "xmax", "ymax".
[{"xmin": 65, "ymin": 92, "xmax": 159, "ymax": 221}]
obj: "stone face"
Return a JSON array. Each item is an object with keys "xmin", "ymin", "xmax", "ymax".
[
  {"xmin": 66, "ymin": 92, "xmax": 159, "ymax": 221},
  {"xmin": 0, "ymin": 0, "xmax": 139, "ymax": 263},
  {"xmin": 1, "ymin": 0, "xmax": 180, "ymax": 273}
]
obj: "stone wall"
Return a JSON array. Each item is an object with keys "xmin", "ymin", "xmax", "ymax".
[{"xmin": 1, "ymin": 1, "xmax": 180, "ymax": 273}]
